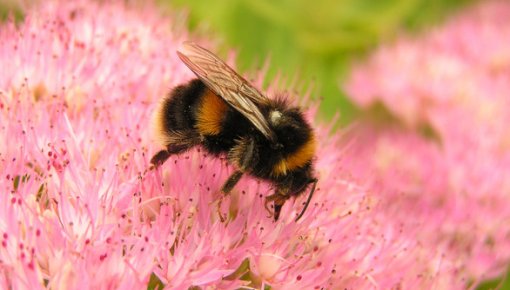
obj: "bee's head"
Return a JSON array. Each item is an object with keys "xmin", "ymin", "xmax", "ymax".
[
  {"xmin": 268, "ymin": 106, "xmax": 313, "ymax": 152},
  {"xmin": 265, "ymin": 176, "xmax": 318, "ymax": 221},
  {"xmin": 265, "ymin": 102, "xmax": 316, "ymax": 180}
]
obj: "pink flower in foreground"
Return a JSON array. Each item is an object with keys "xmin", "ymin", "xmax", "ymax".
[
  {"xmin": 0, "ymin": 0, "xmax": 494, "ymax": 289},
  {"xmin": 344, "ymin": 0, "xmax": 510, "ymax": 286},
  {"xmin": 0, "ymin": 0, "xmax": 192, "ymax": 288}
]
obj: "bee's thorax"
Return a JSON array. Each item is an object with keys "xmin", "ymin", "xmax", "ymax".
[{"xmin": 270, "ymin": 110, "xmax": 283, "ymax": 125}]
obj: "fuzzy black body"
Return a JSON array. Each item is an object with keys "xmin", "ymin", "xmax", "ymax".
[
  {"xmin": 157, "ymin": 79, "xmax": 254, "ymax": 154},
  {"xmin": 152, "ymin": 78, "xmax": 316, "ymax": 220}
]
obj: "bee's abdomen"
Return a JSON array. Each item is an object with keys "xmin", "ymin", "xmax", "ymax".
[
  {"xmin": 152, "ymin": 79, "xmax": 206, "ymax": 145},
  {"xmin": 195, "ymin": 88, "xmax": 229, "ymax": 136}
]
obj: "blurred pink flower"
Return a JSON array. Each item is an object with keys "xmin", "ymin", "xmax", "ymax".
[
  {"xmin": 344, "ymin": 0, "xmax": 510, "ymax": 145},
  {"xmin": 344, "ymin": 0, "xmax": 510, "ymax": 286},
  {"xmin": 0, "ymin": 0, "xmax": 495, "ymax": 289}
]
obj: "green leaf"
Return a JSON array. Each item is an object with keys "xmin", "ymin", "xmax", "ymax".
[
  {"xmin": 147, "ymin": 273, "xmax": 165, "ymax": 290},
  {"xmin": 476, "ymin": 270, "xmax": 510, "ymax": 290}
]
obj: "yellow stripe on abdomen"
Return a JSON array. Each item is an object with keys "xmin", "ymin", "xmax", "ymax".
[
  {"xmin": 196, "ymin": 89, "xmax": 228, "ymax": 135},
  {"xmin": 273, "ymin": 135, "xmax": 316, "ymax": 176}
]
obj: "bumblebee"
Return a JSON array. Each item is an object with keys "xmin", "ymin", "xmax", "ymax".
[{"xmin": 151, "ymin": 42, "xmax": 317, "ymax": 221}]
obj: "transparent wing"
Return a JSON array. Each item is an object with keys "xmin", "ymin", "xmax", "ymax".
[{"xmin": 177, "ymin": 42, "xmax": 276, "ymax": 141}]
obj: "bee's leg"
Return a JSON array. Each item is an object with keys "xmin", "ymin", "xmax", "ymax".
[
  {"xmin": 150, "ymin": 150, "xmax": 171, "ymax": 167},
  {"xmin": 221, "ymin": 171, "xmax": 244, "ymax": 194},
  {"xmin": 264, "ymin": 189, "xmax": 289, "ymax": 221},
  {"xmin": 217, "ymin": 137, "xmax": 255, "ymax": 221},
  {"xmin": 150, "ymin": 130, "xmax": 200, "ymax": 167},
  {"xmin": 221, "ymin": 136, "xmax": 255, "ymax": 194},
  {"xmin": 216, "ymin": 170, "xmax": 243, "ymax": 222},
  {"xmin": 150, "ymin": 144, "xmax": 191, "ymax": 166}
]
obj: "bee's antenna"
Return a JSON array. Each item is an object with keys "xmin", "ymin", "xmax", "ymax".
[{"xmin": 295, "ymin": 178, "xmax": 318, "ymax": 221}]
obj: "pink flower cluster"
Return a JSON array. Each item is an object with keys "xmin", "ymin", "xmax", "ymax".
[
  {"xmin": 1, "ymin": 0, "xmax": 508, "ymax": 289},
  {"xmin": 344, "ymin": 0, "xmax": 510, "ymax": 286}
]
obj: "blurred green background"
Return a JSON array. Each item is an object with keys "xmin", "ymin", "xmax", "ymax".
[{"xmin": 161, "ymin": 0, "xmax": 474, "ymax": 126}]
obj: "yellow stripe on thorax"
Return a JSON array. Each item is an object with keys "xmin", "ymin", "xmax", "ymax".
[
  {"xmin": 273, "ymin": 135, "xmax": 316, "ymax": 176},
  {"xmin": 196, "ymin": 89, "xmax": 228, "ymax": 135}
]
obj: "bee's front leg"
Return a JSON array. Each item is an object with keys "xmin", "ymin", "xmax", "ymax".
[{"xmin": 264, "ymin": 190, "xmax": 289, "ymax": 221}]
